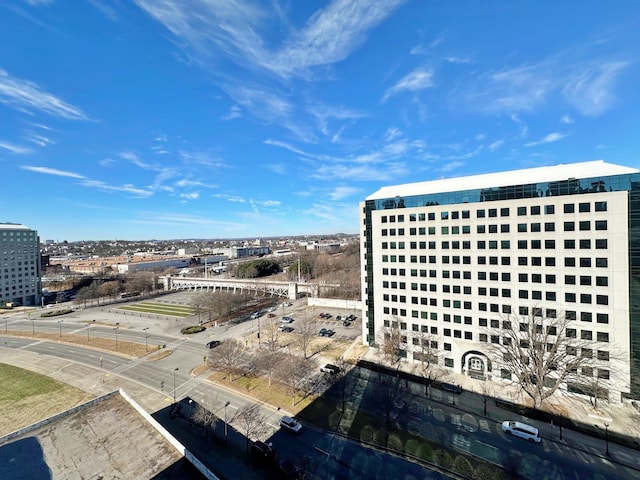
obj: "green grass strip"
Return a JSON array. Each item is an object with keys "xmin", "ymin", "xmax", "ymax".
[
  {"xmin": 0, "ymin": 364, "xmax": 66, "ymax": 402},
  {"xmin": 118, "ymin": 305, "xmax": 193, "ymax": 317}
]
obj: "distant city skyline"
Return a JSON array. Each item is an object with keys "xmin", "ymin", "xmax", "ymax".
[{"xmin": 2, "ymin": 1, "xmax": 639, "ymax": 241}]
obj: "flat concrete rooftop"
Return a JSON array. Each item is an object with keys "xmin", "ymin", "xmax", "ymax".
[{"xmin": 0, "ymin": 393, "xmax": 197, "ymax": 479}]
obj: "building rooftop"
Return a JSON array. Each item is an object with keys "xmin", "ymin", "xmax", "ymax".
[
  {"xmin": 0, "ymin": 223, "xmax": 31, "ymax": 230},
  {"xmin": 0, "ymin": 392, "xmax": 189, "ymax": 479},
  {"xmin": 367, "ymin": 160, "xmax": 639, "ymax": 200}
]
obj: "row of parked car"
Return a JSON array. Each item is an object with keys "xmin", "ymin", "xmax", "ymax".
[{"xmin": 317, "ymin": 312, "xmax": 357, "ymax": 327}]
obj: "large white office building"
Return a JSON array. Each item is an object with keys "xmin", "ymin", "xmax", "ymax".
[
  {"xmin": 360, "ymin": 160, "xmax": 640, "ymax": 402},
  {"xmin": 0, "ymin": 223, "xmax": 41, "ymax": 307}
]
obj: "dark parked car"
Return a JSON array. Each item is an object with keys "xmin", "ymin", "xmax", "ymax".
[
  {"xmin": 206, "ymin": 340, "xmax": 221, "ymax": 349},
  {"xmin": 251, "ymin": 441, "xmax": 277, "ymax": 464},
  {"xmin": 278, "ymin": 458, "xmax": 301, "ymax": 479}
]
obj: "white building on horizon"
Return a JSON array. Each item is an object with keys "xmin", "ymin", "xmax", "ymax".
[{"xmin": 360, "ymin": 160, "xmax": 640, "ymax": 403}]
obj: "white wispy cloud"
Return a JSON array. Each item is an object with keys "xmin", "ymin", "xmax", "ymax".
[
  {"xmin": 80, "ymin": 179, "xmax": 154, "ymax": 197},
  {"xmin": 175, "ymin": 179, "xmax": 214, "ymax": 189},
  {"xmin": 524, "ymin": 132, "xmax": 568, "ymax": 147},
  {"xmin": 444, "ymin": 56, "xmax": 471, "ymax": 64},
  {"xmin": 265, "ymin": 163, "xmax": 286, "ymax": 175},
  {"xmin": 134, "ymin": 212, "xmax": 245, "ymax": 228},
  {"xmin": 179, "ymin": 192, "xmax": 200, "ymax": 200},
  {"xmin": 222, "ymin": 105, "xmax": 242, "ymax": 120},
  {"xmin": 311, "ymin": 161, "xmax": 408, "ymax": 182},
  {"xmin": 0, "ymin": 69, "xmax": 88, "ymax": 120},
  {"xmin": 258, "ymin": 200, "xmax": 281, "ymax": 207},
  {"xmin": 488, "ymin": 139, "xmax": 505, "ymax": 151},
  {"xmin": 213, "ymin": 193, "xmax": 246, "ymax": 203},
  {"xmin": 383, "ymin": 68, "xmax": 434, "ymax": 102},
  {"xmin": 24, "ymin": 132, "xmax": 54, "ymax": 147},
  {"xmin": 562, "ymin": 61, "xmax": 629, "ymax": 116},
  {"xmin": 459, "ymin": 53, "xmax": 630, "ymax": 117},
  {"xmin": 119, "ymin": 151, "xmax": 155, "ymax": 169},
  {"xmin": 307, "ymin": 103, "xmax": 367, "ymax": 136},
  {"xmin": 0, "ymin": 141, "xmax": 32, "ymax": 154},
  {"xmin": 329, "ymin": 186, "xmax": 360, "ymax": 200},
  {"xmin": 20, "ymin": 165, "xmax": 85, "ymax": 178},
  {"xmin": 384, "ymin": 127, "xmax": 402, "ymax": 142},
  {"xmin": 274, "ymin": 0, "xmax": 406, "ymax": 76},
  {"xmin": 265, "ymin": 139, "xmax": 317, "ymax": 158},
  {"xmin": 132, "ymin": 0, "xmax": 403, "ymax": 137},
  {"xmin": 560, "ymin": 114, "xmax": 574, "ymax": 124},
  {"xmin": 437, "ymin": 160, "xmax": 465, "ymax": 173}
]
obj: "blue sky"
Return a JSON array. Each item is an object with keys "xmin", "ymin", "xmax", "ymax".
[{"xmin": 1, "ymin": 1, "xmax": 639, "ymax": 241}]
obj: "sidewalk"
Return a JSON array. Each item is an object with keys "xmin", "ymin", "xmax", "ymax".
[{"xmin": 361, "ymin": 348, "xmax": 640, "ymax": 473}]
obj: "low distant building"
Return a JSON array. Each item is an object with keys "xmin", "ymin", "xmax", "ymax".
[{"xmin": 0, "ymin": 223, "xmax": 41, "ymax": 307}]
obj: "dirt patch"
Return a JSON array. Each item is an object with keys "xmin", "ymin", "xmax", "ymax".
[{"xmin": 2, "ymin": 330, "xmax": 149, "ymax": 358}]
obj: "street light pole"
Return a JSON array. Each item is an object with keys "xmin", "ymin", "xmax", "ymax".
[
  {"xmin": 143, "ymin": 327, "xmax": 149, "ymax": 352},
  {"xmin": 604, "ymin": 422, "xmax": 610, "ymax": 456},
  {"xmin": 58, "ymin": 320, "xmax": 62, "ymax": 337},
  {"xmin": 114, "ymin": 323, "xmax": 119, "ymax": 348},
  {"xmin": 173, "ymin": 367, "xmax": 179, "ymax": 404},
  {"xmin": 224, "ymin": 401, "xmax": 230, "ymax": 445},
  {"xmin": 31, "ymin": 319, "xmax": 35, "ymax": 335}
]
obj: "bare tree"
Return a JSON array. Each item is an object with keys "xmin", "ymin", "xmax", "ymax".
[
  {"xmin": 379, "ymin": 320, "xmax": 405, "ymax": 367},
  {"xmin": 234, "ymin": 403, "xmax": 270, "ymax": 458},
  {"xmin": 260, "ymin": 315, "xmax": 281, "ymax": 351},
  {"xmin": 276, "ymin": 353, "xmax": 315, "ymax": 406},
  {"xmin": 412, "ymin": 327, "xmax": 444, "ymax": 397},
  {"xmin": 190, "ymin": 292, "xmax": 207, "ymax": 324},
  {"xmin": 192, "ymin": 403, "xmax": 219, "ymax": 439},
  {"xmin": 208, "ymin": 338, "xmax": 253, "ymax": 379},
  {"xmin": 295, "ymin": 315, "xmax": 316, "ymax": 359},
  {"xmin": 196, "ymin": 290, "xmax": 249, "ymax": 323},
  {"xmin": 98, "ymin": 280, "xmax": 120, "ymax": 301},
  {"xmin": 485, "ymin": 308, "xmax": 613, "ymax": 409},
  {"xmin": 330, "ymin": 358, "xmax": 358, "ymax": 432},
  {"xmin": 372, "ymin": 372, "xmax": 403, "ymax": 448},
  {"xmin": 255, "ymin": 348, "xmax": 285, "ymax": 386}
]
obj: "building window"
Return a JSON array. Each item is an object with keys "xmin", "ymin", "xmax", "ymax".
[
  {"xmin": 595, "ymin": 220, "xmax": 607, "ymax": 231},
  {"xmin": 564, "ymin": 222, "xmax": 575, "ymax": 231},
  {"xmin": 579, "ymin": 221, "xmax": 590, "ymax": 231},
  {"xmin": 579, "ymin": 202, "xmax": 590, "ymax": 213},
  {"xmin": 595, "ymin": 201, "xmax": 607, "ymax": 212}
]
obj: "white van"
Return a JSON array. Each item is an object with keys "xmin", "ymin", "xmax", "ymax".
[{"xmin": 501, "ymin": 420, "xmax": 541, "ymax": 443}]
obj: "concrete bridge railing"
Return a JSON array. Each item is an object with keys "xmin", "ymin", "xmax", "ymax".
[{"xmin": 160, "ymin": 276, "xmax": 319, "ymax": 299}]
